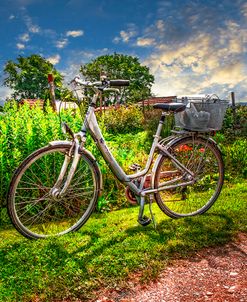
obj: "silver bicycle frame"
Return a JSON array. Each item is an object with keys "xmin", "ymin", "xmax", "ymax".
[
  {"xmin": 52, "ymin": 89, "xmax": 196, "ymax": 199},
  {"xmin": 78, "ymin": 92, "xmax": 195, "ymax": 197}
]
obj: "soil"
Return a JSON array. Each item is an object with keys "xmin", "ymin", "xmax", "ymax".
[{"xmin": 93, "ymin": 232, "xmax": 247, "ymax": 302}]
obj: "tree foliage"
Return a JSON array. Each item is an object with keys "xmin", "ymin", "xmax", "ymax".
[
  {"xmin": 4, "ymin": 54, "xmax": 63, "ymax": 100},
  {"xmin": 80, "ymin": 53, "xmax": 154, "ymax": 103}
]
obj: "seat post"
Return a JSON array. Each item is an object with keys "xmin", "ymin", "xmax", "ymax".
[{"xmin": 154, "ymin": 112, "xmax": 167, "ymax": 139}]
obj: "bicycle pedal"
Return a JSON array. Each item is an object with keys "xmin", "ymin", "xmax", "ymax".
[{"xmin": 138, "ymin": 215, "xmax": 152, "ymax": 226}]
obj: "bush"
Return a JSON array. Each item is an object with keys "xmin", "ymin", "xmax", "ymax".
[
  {"xmin": 0, "ymin": 101, "xmax": 246, "ymax": 226},
  {"xmin": 0, "ymin": 103, "xmax": 148, "ymax": 223},
  {"xmin": 143, "ymin": 108, "xmax": 174, "ymax": 141},
  {"xmin": 0, "ymin": 102, "xmax": 65, "ymax": 212},
  {"xmin": 100, "ymin": 105, "xmax": 144, "ymax": 134},
  {"xmin": 223, "ymin": 139, "xmax": 247, "ymax": 178},
  {"xmin": 221, "ymin": 106, "xmax": 247, "ymax": 138}
]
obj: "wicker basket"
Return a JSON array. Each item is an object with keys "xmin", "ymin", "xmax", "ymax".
[{"xmin": 174, "ymin": 97, "xmax": 229, "ymax": 131}]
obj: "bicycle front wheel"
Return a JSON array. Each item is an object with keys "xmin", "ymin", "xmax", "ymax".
[
  {"xmin": 154, "ymin": 136, "xmax": 224, "ymax": 218},
  {"xmin": 7, "ymin": 143, "xmax": 101, "ymax": 239}
]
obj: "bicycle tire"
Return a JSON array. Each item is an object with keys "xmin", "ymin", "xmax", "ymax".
[
  {"xmin": 7, "ymin": 143, "xmax": 101, "ymax": 239},
  {"xmin": 154, "ymin": 136, "xmax": 224, "ymax": 218}
]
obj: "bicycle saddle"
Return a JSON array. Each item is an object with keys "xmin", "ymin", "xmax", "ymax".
[{"xmin": 153, "ymin": 103, "xmax": 186, "ymax": 112}]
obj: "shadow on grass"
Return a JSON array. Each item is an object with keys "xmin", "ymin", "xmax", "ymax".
[
  {"xmin": 0, "ymin": 211, "xmax": 236, "ymax": 301},
  {"xmin": 126, "ymin": 212, "xmax": 234, "ymax": 254}
]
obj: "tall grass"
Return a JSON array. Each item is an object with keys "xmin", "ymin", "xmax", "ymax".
[
  {"xmin": 0, "ymin": 103, "xmax": 148, "ymax": 219},
  {"xmin": 0, "ymin": 102, "xmax": 246, "ymax": 222}
]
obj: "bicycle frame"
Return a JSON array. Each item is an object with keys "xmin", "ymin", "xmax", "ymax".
[{"xmin": 75, "ymin": 91, "xmax": 195, "ymax": 198}]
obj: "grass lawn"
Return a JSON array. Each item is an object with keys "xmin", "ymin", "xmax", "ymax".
[{"xmin": 0, "ymin": 180, "xmax": 246, "ymax": 301}]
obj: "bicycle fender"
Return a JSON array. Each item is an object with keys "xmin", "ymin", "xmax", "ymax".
[{"xmin": 49, "ymin": 140, "xmax": 73, "ymax": 147}]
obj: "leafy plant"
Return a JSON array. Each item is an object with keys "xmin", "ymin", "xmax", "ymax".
[
  {"xmin": 100, "ymin": 105, "xmax": 144, "ymax": 134},
  {"xmin": 0, "ymin": 103, "xmax": 147, "ymax": 219},
  {"xmin": 225, "ymin": 139, "xmax": 247, "ymax": 178},
  {"xmin": 221, "ymin": 106, "xmax": 247, "ymax": 138},
  {"xmin": 1, "ymin": 99, "xmax": 246, "ymax": 225}
]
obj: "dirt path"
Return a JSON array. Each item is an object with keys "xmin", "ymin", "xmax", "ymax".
[{"xmin": 94, "ymin": 233, "xmax": 247, "ymax": 302}]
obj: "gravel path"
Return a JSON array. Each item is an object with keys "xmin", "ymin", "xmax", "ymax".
[{"xmin": 94, "ymin": 232, "xmax": 247, "ymax": 302}]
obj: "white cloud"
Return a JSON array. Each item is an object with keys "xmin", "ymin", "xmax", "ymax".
[
  {"xmin": 16, "ymin": 43, "xmax": 25, "ymax": 49},
  {"xmin": 56, "ymin": 38, "xmax": 68, "ymax": 48},
  {"xmin": 156, "ymin": 20, "xmax": 165, "ymax": 31},
  {"xmin": 113, "ymin": 25, "xmax": 137, "ymax": 43},
  {"xmin": 46, "ymin": 54, "xmax": 61, "ymax": 65},
  {"xmin": 29, "ymin": 24, "xmax": 40, "ymax": 33},
  {"xmin": 241, "ymin": 2, "xmax": 247, "ymax": 18},
  {"xmin": 24, "ymin": 15, "xmax": 40, "ymax": 33},
  {"xmin": 136, "ymin": 37, "xmax": 155, "ymax": 47},
  {"xmin": 143, "ymin": 20, "xmax": 247, "ymax": 98},
  {"xmin": 66, "ymin": 30, "xmax": 84, "ymax": 37},
  {"xmin": 0, "ymin": 86, "xmax": 12, "ymax": 103},
  {"xmin": 113, "ymin": 36, "xmax": 121, "ymax": 44},
  {"xmin": 19, "ymin": 33, "xmax": 30, "ymax": 42},
  {"xmin": 9, "ymin": 14, "xmax": 15, "ymax": 20},
  {"xmin": 209, "ymin": 62, "xmax": 246, "ymax": 87},
  {"xmin": 120, "ymin": 30, "xmax": 133, "ymax": 42}
]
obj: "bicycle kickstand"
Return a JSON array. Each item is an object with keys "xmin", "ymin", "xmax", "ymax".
[
  {"xmin": 148, "ymin": 195, "xmax": 157, "ymax": 229},
  {"xmin": 137, "ymin": 195, "xmax": 157, "ymax": 228},
  {"xmin": 138, "ymin": 196, "xmax": 151, "ymax": 226}
]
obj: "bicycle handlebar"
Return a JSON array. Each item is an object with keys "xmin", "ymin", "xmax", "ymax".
[
  {"xmin": 109, "ymin": 80, "xmax": 129, "ymax": 87},
  {"xmin": 72, "ymin": 76, "xmax": 130, "ymax": 88}
]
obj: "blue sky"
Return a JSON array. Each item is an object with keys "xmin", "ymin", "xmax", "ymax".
[{"xmin": 0, "ymin": 0, "xmax": 247, "ymax": 102}]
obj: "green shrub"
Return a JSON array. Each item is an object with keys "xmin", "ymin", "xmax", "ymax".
[
  {"xmin": 143, "ymin": 108, "xmax": 174, "ymax": 141},
  {"xmin": 0, "ymin": 100, "xmax": 246, "ymax": 226},
  {"xmin": 0, "ymin": 103, "xmax": 148, "ymax": 222},
  {"xmin": 0, "ymin": 102, "xmax": 64, "ymax": 210},
  {"xmin": 224, "ymin": 139, "xmax": 247, "ymax": 178},
  {"xmin": 100, "ymin": 105, "xmax": 144, "ymax": 134},
  {"xmin": 222, "ymin": 106, "xmax": 247, "ymax": 138}
]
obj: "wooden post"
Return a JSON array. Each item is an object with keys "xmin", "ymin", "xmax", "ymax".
[
  {"xmin": 230, "ymin": 91, "xmax": 236, "ymax": 128},
  {"xmin": 48, "ymin": 74, "xmax": 57, "ymax": 112},
  {"xmin": 100, "ymin": 95, "xmax": 103, "ymax": 115}
]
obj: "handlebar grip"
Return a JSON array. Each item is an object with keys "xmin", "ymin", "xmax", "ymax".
[{"xmin": 109, "ymin": 80, "xmax": 130, "ymax": 87}]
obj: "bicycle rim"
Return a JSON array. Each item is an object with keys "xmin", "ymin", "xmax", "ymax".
[
  {"xmin": 8, "ymin": 144, "xmax": 99, "ymax": 238},
  {"xmin": 154, "ymin": 136, "xmax": 224, "ymax": 218}
]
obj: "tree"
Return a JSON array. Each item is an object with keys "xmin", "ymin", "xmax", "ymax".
[
  {"xmin": 80, "ymin": 53, "xmax": 154, "ymax": 103},
  {"xmin": 4, "ymin": 54, "xmax": 63, "ymax": 101}
]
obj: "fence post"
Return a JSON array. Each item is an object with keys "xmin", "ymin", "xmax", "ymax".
[
  {"xmin": 230, "ymin": 91, "xmax": 236, "ymax": 128},
  {"xmin": 48, "ymin": 74, "xmax": 57, "ymax": 112}
]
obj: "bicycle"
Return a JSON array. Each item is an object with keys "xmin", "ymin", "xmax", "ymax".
[{"xmin": 7, "ymin": 77, "xmax": 228, "ymax": 239}]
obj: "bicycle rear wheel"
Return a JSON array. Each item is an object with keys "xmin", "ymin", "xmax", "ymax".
[
  {"xmin": 7, "ymin": 143, "xmax": 101, "ymax": 239},
  {"xmin": 154, "ymin": 136, "xmax": 224, "ymax": 218}
]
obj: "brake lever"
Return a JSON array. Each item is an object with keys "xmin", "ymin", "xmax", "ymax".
[{"xmin": 103, "ymin": 88, "xmax": 120, "ymax": 93}]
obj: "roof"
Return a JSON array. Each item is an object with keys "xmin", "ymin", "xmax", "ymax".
[
  {"xmin": 138, "ymin": 96, "xmax": 176, "ymax": 106},
  {"xmin": 19, "ymin": 99, "xmax": 44, "ymax": 108}
]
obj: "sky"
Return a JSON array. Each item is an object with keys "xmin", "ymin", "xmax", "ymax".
[{"xmin": 0, "ymin": 0, "xmax": 247, "ymax": 103}]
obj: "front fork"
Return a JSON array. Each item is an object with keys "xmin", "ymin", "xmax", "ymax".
[{"xmin": 50, "ymin": 136, "xmax": 82, "ymax": 198}]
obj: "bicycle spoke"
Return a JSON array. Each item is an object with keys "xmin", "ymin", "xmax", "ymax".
[
  {"xmin": 9, "ymin": 145, "xmax": 98, "ymax": 238},
  {"xmin": 155, "ymin": 137, "xmax": 223, "ymax": 217}
]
